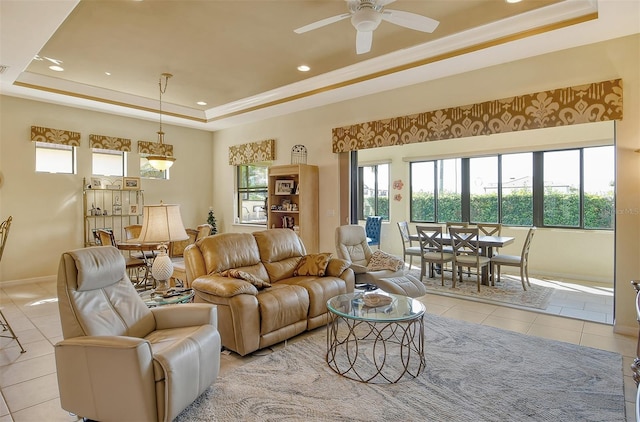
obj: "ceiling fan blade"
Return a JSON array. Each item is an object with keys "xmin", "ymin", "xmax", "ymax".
[
  {"xmin": 382, "ymin": 9, "xmax": 440, "ymax": 33},
  {"xmin": 356, "ymin": 30, "xmax": 373, "ymax": 54},
  {"xmin": 294, "ymin": 13, "xmax": 351, "ymax": 34}
]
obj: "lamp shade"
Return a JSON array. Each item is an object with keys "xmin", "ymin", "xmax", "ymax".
[
  {"xmin": 147, "ymin": 155, "xmax": 176, "ymax": 170},
  {"xmin": 137, "ymin": 203, "xmax": 188, "ymax": 243}
]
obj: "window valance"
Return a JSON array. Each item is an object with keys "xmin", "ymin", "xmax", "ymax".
[
  {"xmin": 90, "ymin": 134, "xmax": 131, "ymax": 152},
  {"xmin": 30, "ymin": 126, "xmax": 81, "ymax": 146},
  {"xmin": 137, "ymin": 140, "xmax": 174, "ymax": 156},
  {"xmin": 332, "ymin": 79, "xmax": 623, "ymax": 153},
  {"xmin": 228, "ymin": 139, "xmax": 275, "ymax": 165}
]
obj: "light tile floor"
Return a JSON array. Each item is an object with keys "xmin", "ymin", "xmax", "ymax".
[{"xmin": 0, "ymin": 279, "xmax": 636, "ymax": 422}]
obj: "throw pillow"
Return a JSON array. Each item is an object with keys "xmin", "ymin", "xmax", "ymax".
[
  {"xmin": 366, "ymin": 250, "xmax": 405, "ymax": 272},
  {"xmin": 325, "ymin": 258, "xmax": 350, "ymax": 277},
  {"xmin": 293, "ymin": 253, "xmax": 332, "ymax": 276},
  {"xmin": 219, "ymin": 269, "xmax": 271, "ymax": 289}
]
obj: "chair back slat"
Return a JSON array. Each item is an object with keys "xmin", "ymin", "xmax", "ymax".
[{"xmin": 477, "ymin": 223, "xmax": 502, "ymax": 237}]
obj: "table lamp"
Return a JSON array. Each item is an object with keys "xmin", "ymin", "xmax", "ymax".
[{"xmin": 136, "ymin": 202, "xmax": 188, "ymax": 294}]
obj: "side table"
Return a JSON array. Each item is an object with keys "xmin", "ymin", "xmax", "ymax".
[{"xmin": 326, "ymin": 292, "xmax": 425, "ymax": 384}]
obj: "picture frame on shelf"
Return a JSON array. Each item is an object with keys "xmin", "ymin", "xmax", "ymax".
[
  {"xmin": 90, "ymin": 177, "xmax": 104, "ymax": 189},
  {"xmin": 123, "ymin": 177, "xmax": 140, "ymax": 190},
  {"xmin": 128, "ymin": 204, "xmax": 139, "ymax": 215},
  {"xmin": 275, "ymin": 179, "xmax": 294, "ymax": 195}
]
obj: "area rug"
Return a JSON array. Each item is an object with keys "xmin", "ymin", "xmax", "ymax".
[
  {"xmin": 408, "ymin": 268, "xmax": 554, "ymax": 310},
  {"xmin": 175, "ymin": 314, "xmax": 625, "ymax": 421}
]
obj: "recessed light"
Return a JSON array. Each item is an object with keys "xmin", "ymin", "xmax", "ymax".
[
  {"xmin": 297, "ymin": 65, "xmax": 310, "ymax": 72},
  {"xmin": 105, "ymin": 72, "xmax": 111, "ymax": 76},
  {"xmin": 197, "ymin": 101, "xmax": 207, "ymax": 106},
  {"xmin": 505, "ymin": 0, "xmax": 522, "ymax": 3},
  {"xmin": 49, "ymin": 65, "xmax": 64, "ymax": 72}
]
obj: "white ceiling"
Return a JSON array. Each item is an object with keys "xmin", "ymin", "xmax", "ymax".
[{"xmin": 1, "ymin": 0, "xmax": 639, "ymax": 131}]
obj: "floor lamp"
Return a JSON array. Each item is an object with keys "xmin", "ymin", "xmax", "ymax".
[{"xmin": 136, "ymin": 203, "xmax": 188, "ymax": 294}]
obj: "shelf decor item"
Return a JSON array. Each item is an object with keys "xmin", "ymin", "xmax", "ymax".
[
  {"xmin": 123, "ymin": 177, "xmax": 140, "ymax": 190},
  {"xmin": 275, "ymin": 179, "xmax": 294, "ymax": 195},
  {"xmin": 290, "ymin": 144, "xmax": 307, "ymax": 164}
]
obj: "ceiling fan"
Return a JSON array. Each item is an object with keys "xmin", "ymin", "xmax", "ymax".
[{"xmin": 294, "ymin": 0, "xmax": 439, "ymax": 55}]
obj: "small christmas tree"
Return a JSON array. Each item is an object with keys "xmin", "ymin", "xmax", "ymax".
[{"xmin": 207, "ymin": 207, "xmax": 218, "ymax": 234}]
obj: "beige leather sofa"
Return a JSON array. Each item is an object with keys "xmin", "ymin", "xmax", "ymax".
[
  {"xmin": 185, "ymin": 229, "xmax": 355, "ymax": 356},
  {"xmin": 55, "ymin": 246, "xmax": 220, "ymax": 422}
]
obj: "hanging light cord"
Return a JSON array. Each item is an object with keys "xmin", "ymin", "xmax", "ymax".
[{"xmin": 158, "ymin": 73, "xmax": 172, "ymax": 142}]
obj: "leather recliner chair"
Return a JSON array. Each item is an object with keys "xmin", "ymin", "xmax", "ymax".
[
  {"xmin": 335, "ymin": 224, "xmax": 427, "ymax": 297},
  {"xmin": 55, "ymin": 246, "xmax": 221, "ymax": 422}
]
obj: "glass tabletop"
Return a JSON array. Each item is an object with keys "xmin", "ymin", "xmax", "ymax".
[
  {"xmin": 327, "ymin": 292, "xmax": 425, "ymax": 323},
  {"xmin": 139, "ymin": 288, "xmax": 195, "ymax": 307}
]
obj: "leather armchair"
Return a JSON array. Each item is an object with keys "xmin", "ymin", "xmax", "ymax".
[{"xmin": 55, "ymin": 246, "xmax": 220, "ymax": 422}]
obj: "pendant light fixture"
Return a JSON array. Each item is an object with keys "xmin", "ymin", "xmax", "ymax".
[{"xmin": 147, "ymin": 72, "xmax": 176, "ymax": 170}]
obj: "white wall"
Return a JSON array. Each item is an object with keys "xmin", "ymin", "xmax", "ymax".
[
  {"xmin": 0, "ymin": 96, "xmax": 214, "ymax": 282},
  {"xmin": 212, "ymin": 35, "xmax": 639, "ymax": 333}
]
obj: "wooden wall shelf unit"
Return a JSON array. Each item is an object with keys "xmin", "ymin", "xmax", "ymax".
[
  {"xmin": 268, "ymin": 164, "xmax": 319, "ymax": 253},
  {"xmin": 83, "ymin": 178, "xmax": 144, "ymax": 247}
]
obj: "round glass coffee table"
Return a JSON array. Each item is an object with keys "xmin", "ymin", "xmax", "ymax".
[
  {"xmin": 139, "ymin": 288, "xmax": 195, "ymax": 307},
  {"xmin": 326, "ymin": 292, "xmax": 425, "ymax": 384}
]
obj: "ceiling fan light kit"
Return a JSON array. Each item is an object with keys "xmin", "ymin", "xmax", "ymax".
[{"xmin": 294, "ymin": 0, "xmax": 439, "ymax": 55}]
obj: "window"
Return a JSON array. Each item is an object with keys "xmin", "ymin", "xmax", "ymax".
[
  {"xmin": 140, "ymin": 156, "xmax": 168, "ymax": 179},
  {"xmin": 358, "ymin": 163, "xmax": 389, "ymax": 220},
  {"xmin": 92, "ymin": 149, "xmax": 124, "ymax": 176},
  {"xmin": 35, "ymin": 142, "xmax": 75, "ymax": 174},
  {"xmin": 410, "ymin": 161, "xmax": 435, "ymax": 222},
  {"xmin": 436, "ymin": 159, "xmax": 462, "ymax": 223},
  {"xmin": 542, "ymin": 147, "xmax": 614, "ymax": 229},
  {"xmin": 501, "ymin": 153, "xmax": 533, "ymax": 226},
  {"xmin": 237, "ymin": 164, "xmax": 268, "ymax": 224},
  {"xmin": 469, "ymin": 156, "xmax": 498, "ymax": 223},
  {"xmin": 408, "ymin": 145, "xmax": 613, "ymax": 230},
  {"xmin": 543, "ymin": 150, "xmax": 580, "ymax": 227}
]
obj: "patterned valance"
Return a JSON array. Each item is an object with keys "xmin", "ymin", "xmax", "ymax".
[
  {"xmin": 332, "ymin": 79, "xmax": 623, "ymax": 153},
  {"xmin": 137, "ymin": 140, "xmax": 174, "ymax": 156},
  {"xmin": 228, "ymin": 139, "xmax": 275, "ymax": 165},
  {"xmin": 30, "ymin": 126, "xmax": 81, "ymax": 146},
  {"xmin": 90, "ymin": 134, "xmax": 131, "ymax": 152}
]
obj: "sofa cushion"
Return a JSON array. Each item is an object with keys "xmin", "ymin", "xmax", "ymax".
[
  {"xmin": 254, "ymin": 229, "xmax": 306, "ymax": 282},
  {"xmin": 197, "ymin": 233, "xmax": 262, "ymax": 274},
  {"xmin": 257, "ymin": 284, "xmax": 309, "ymax": 335},
  {"xmin": 219, "ymin": 269, "xmax": 271, "ymax": 289},
  {"xmin": 367, "ymin": 250, "xmax": 405, "ymax": 272},
  {"xmin": 325, "ymin": 258, "xmax": 350, "ymax": 277},
  {"xmin": 192, "ymin": 275, "xmax": 258, "ymax": 298},
  {"xmin": 293, "ymin": 253, "xmax": 332, "ymax": 277}
]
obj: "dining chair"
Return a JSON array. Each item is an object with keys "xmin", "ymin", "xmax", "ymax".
[
  {"xmin": 491, "ymin": 227, "xmax": 536, "ymax": 291},
  {"xmin": 365, "ymin": 216, "xmax": 382, "ymax": 248},
  {"xmin": 416, "ymin": 225, "xmax": 454, "ymax": 286},
  {"xmin": 449, "ymin": 227, "xmax": 491, "ymax": 292},
  {"xmin": 124, "ymin": 224, "xmax": 156, "ymax": 260},
  {"xmin": 0, "ymin": 216, "xmax": 26, "ymax": 353},
  {"xmin": 477, "ymin": 223, "xmax": 502, "ymax": 257},
  {"xmin": 96, "ymin": 229, "xmax": 150, "ymax": 288},
  {"xmin": 397, "ymin": 221, "xmax": 421, "ymax": 269}
]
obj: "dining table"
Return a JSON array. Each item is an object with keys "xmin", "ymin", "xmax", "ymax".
[{"xmin": 408, "ymin": 232, "xmax": 515, "ymax": 285}]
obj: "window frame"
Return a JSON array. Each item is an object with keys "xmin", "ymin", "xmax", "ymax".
[
  {"xmin": 407, "ymin": 145, "xmax": 614, "ymax": 230},
  {"xmin": 92, "ymin": 148, "xmax": 125, "ymax": 177},
  {"xmin": 237, "ymin": 164, "xmax": 268, "ymax": 225},
  {"xmin": 35, "ymin": 141, "xmax": 76, "ymax": 174},
  {"xmin": 357, "ymin": 163, "xmax": 390, "ymax": 221}
]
